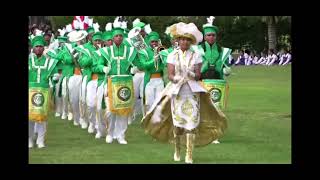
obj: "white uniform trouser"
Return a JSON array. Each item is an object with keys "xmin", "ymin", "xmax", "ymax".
[
  {"xmin": 105, "ymin": 97, "xmax": 129, "ymax": 140},
  {"xmin": 55, "ymin": 78, "xmax": 63, "ymax": 114},
  {"xmin": 68, "ymin": 74, "xmax": 82, "ymax": 124},
  {"xmin": 79, "ymin": 75, "xmax": 88, "ymax": 125},
  {"xmin": 61, "ymin": 77, "xmax": 72, "ymax": 117},
  {"xmin": 86, "ymin": 79, "xmax": 98, "ymax": 133},
  {"xmin": 132, "ymin": 72, "xmax": 144, "ymax": 120},
  {"xmin": 144, "ymin": 78, "xmax": 165, "ymax": 112},
  {"xmin": 29, "ymin": 121, "xmax": 47, "ymax": 145},
  {"xmin": 96, "ymin": 82, "xmax": 107, "ymax": 135}
]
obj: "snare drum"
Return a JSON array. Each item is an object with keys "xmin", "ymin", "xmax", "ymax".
[
  {"xmin": 29, "ymin": 87, "xmax": 50, "ymax": 122},
  {"xmin": 202, "ymin": 79, "xmax": 229, "ymax": 110},
  {"xmin": 107, "ymin": 75, "xmax": 134, "ymax": 115}
]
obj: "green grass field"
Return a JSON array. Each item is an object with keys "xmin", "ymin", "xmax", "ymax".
[{"xmin": 29, "ymin": 65, "xmax": 291, "ymax": 164}]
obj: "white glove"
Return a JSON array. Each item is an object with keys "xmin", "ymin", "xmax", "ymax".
[
  {"xmin": 103, "ymin": 66, "xmax": 111, "ymax": 74},
  {"xmin": 172, "ymin": 75, "xmax": 182, "ymax": 83},
  {"xmin": 223, "ymin": 67, "xmax": 231, "ymax": 76},
  {"xmin": 52, "ymin": 73, "xmax": 61, "ymax": 81},
  {"xmin": 130, "ymin": 66, "xmax": 139, "ymax": 74}
]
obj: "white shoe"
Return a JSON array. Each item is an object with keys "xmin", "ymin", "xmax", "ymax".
[
  {"xmin": 117, "ymin": 138, "xmax": 127, "ymax": 145},
  {"xmin": 55, "ymin": 112, "xmax": 61, "ymax": 117},
  {"xmin": 95, "ymin": 132, "xmax": 102, "ymax": 139},
  {"xmin": 73, "ymin": 121, "xmax": 79, "ymax": 126},
  {"xmin": 29, "ymin": 139, "xmax": 34, "ymax": 148},
  {"xmin": 88, "ymin": 123, "xmax": 95, "ymax": 134},
  {"xmin": 212, "ymin": 140, "xmax": 220, "ymax": 144},
  {"xmin": 185, "ymin": 156, "xmax": 193, "ymax": 164},
  {"xmin": 128, "ymin": 120, "xmax": 132, "ymax": 125},
  {"xmin": 106, "ymin": 135, "xmax": 113, "ymax": 143},
  {"xmin": 37, "ymin": 143, "xmax": 46, "ymax": 149},
  {"xmin": 61, "ymin": 113, "xmax": 67, "ymax": 120},
  {"xmin": 68, "ymin": 112, "xmax": 73, "ymax": 121},
  {"xmin": 174, "ymin": 152, "xmax": 181, "ymax": 162},
  {"xmin": 81, "ymin": 121, "xmax": 88, "ymax": 129}
]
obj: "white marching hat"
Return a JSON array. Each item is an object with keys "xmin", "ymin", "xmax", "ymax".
[
  {"xmin": 174, "ymin": 22, "xmax": 203, "ymax": 45},
  {"xmin": 68, "ymin": 30, "xmax": 87, "ymax": 42}
]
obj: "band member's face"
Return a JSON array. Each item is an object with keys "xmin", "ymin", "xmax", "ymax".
[
  {"xmin": 32, "ymin": 28, "xmax": 38, "ymax": 35},
  {"xmin": 33, "ymin": 45, "xmax": 44, "ymax": 56},
  {"xmin": 179, "ymin": 37, "xmax": 191, "ymax": 50},
  {"xmin": 113, "ymin": 34, "xmax": 123, "ymax": 46},
  {"xmin": 93, "ymin": 39, "xmax": 102, "ymax": 49},
  {"xmin": 104, "ymin": 39, "xmax": 113, "ymax": 47},
  {"xmin": 140, "ymin": 29, "xmax": 146, "ymax": 38},
  {"xmin": 205, "ymin": 33, "xmax": 216, "ymax": 45},
  {"xmin": 87, "ymin": 33, "xmax": 93, "ymax": 42},
  {"xmin": 44, "ymin": 35, "xmax": 51, "ymax": 43},
  {"xmin": 76, "ymin": 39, "xmax": 85, "ymax": 45},
  {"xmin": 150, "ymin": 40, "xmax": 159, "ymax": 48}
]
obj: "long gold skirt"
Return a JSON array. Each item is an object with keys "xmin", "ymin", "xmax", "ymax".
[{"xmin": 141, "ymin": 87, "xmax": 228, "ymax": 147}]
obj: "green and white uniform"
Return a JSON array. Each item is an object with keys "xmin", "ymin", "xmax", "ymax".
[
  {"xmin": 136, "ymin": 32, "xmax": 165, "ymax": 112},
  {"xmin": 94, "ymin": 27, "xmax": 138, "ymax": 144},
  {"xmin": 29, "ymin": 36, "xmax": 59, "ymax": 148}
]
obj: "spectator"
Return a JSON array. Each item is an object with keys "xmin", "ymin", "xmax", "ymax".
[
  {"xmin": 279, "ymin": 49, "xmax": 292, "ymax": 65},
  {"xmin": 257, "ymin": 51, "xmax": 267, "ymax": 65},
  {"xmin": 252, "ymin": 52, "xmax": 260, "ymax": 65},
  {"xmin": 235, "ymin": 50, "xmax": 245, "ymax": 65},
  {"xmin": 244, "ymin": 49, "xmax": 251, "ymax": 65},
  {"xmin": 266, "ymin": 49, "xmax": 278, "ymax": 66}
]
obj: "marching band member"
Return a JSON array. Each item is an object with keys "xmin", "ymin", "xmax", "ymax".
[
  {"xmin": 92, "ymin": 23, "xmax": 114, "ymax": 139},
  {"xmin": 76, "ymin": 24, "xmax": 99, "ymax": 130},
  {"xmin": 67, "ymin": 30, "xmax": 88, "ymax": 126},
  {"xmin": 56, "ymin": 24, "xmax": 74, "ymax": 121},
  {"xmin": 127, "ymin": 18, "xmax": 152, "ymax": 122},
  {"xmin": 136, "ymin": 31, "xmax": 165, "ymax": 112},
  {"xmin": 29, "ymin": 35, "xmax": 59, "ymax": 148},
  {"xmin": 79, "ymin": 24, "xmax": 104, "ymax": 138},
  {"xmin": 198, "ymin": 16, "xmax": 232, "ymax": 144},
  {"xmin": 46, "ymin": 29, "xmax": 68, "ymax": 118},
  {"xmin": 142, "ymin": 22, "xmax": 227, "ymax": 163},
  {"xmin": 95, "ymin": 17, "xmax": 138, "ymax": 144}
]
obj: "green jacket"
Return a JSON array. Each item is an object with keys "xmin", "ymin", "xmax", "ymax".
[
  {"xmin": 56, "ymin": 44, "xmax": 75, "ymax": 78},
  {"xmin": 75, "ymin": 44, "xmax": 96, "ymax": 83},
  {"xmin": 199, "ymin": 42, "xmax": 231, "ymax": 79},
  {"xmin": 93, "ymin": 43, "xmax": 138, "ymax": 87},
  {"xmin": 136, "ymin": 47, "xmax": 164, "ymax": 95},
  {"xmin": 29, "ymin": 54, "xmax": 58, "ymax": 88}
]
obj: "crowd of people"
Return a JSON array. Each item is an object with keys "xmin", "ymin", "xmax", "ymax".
[
  {"xmin": 29, "ymin": 16, "xmax": 288, "ymax": 164},
  {"xmin": 230, "ymin": 48, "xmax": 292, "ymax": 66}
]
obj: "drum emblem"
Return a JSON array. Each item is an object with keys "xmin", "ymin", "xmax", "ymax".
[
  {"xmin": 210, "ymin": 88, "xmax": 221, "ymax": 102},
  {"xmin": 117, "ymin": 86, "xmax": 131, "ymax": 101},
  {"xmin": 32, "ymin": 92, "xmax": 45, "ymax": 107}
]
